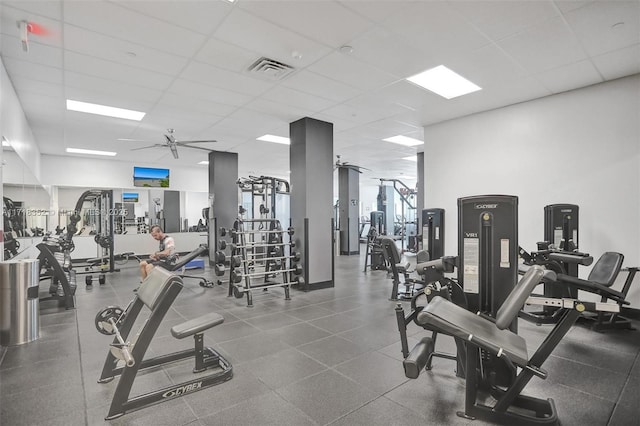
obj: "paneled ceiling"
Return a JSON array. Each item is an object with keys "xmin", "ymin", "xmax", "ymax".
[{"xmin": 1, "ymin": 0, "xmax": 638, "ymax": 186}]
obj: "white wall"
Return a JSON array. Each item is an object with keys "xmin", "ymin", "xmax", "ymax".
[
  {"xmin": 0, "ymin": 58, "xmax": 41, "ymax": 182},
  {"xmin": 40, "ymin": 154, "xmax": 208, "ymax": 192},
  {"xmin": 423, "ymin": 74, "xmax": 640, "ymax": 307}
]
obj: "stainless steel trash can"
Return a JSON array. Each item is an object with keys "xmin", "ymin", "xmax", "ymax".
[{"xmin": 0, "ymin": 259, "xmax": 40, "ymax": 346}]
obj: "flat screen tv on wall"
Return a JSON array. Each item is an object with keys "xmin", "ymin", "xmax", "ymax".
[
  {"xmin": 133, "ymin": 167, "xmax": 170, "ymax": 188},
  {"xmin": 122, "ymin": 192, "xmax": 139, "ymax": 202}
]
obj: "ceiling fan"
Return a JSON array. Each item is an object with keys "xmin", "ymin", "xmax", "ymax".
[
  {"xmin": 128, "ymin": 129, "xmax": 217, "ymax": 159},
  {"xmin": 334, "ymin": 155, "xmax": 371, "ymax": 173}
]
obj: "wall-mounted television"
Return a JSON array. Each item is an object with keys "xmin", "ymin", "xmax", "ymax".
[
  {"xmin": 122, "ymin": 192, "xmax": 139, "ymax": 202},
  {"xmin": 133, "ymin": 166, "xmax": 170, "ymax": 188}
]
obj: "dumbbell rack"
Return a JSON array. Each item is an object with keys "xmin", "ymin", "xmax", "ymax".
[{"xmin": 223, "ymin": 218, "xmax": 299, "ymax": 307}]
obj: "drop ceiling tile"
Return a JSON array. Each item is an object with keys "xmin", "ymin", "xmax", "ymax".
[
  {"xmin": 64, "ymin": 50, "xmax": 174, "ymax": 90},
  {"xmin": 497, "ymin": 16, "xmax": 588, "ymax": 74},
  {"xmin": 259, "ymin": 85, "xmax": 335, "ymax": 113},
  {"xmin": 243, "ymin": 98, "xmax": 315, "ymax": 124},
  {"xmin": 309, "ymin": 113, "xmax": 362, "ymax": 133},
  {"xmin": 2, "ymin": 1, "xmax": 62, "ymax": 21},
  {"xmin": 9, "ymin": 75, "xmax": 63, "ymax": 98},
  {"xmin": 445, "ymin": 43, "xmax": 529, "ymax": 88},
  {"xmin": 194, "ymin": 37, "xmax": 260, "ymax": 72},
  {"xmin": 1, "ymin": 57, "xmax": 63, "ymax": 84},
  {"xmin": 564, "ymin": 0, "xmax": 640, "ymax": 56},
  {"xmin": 143, "ymin": 104, "xmax": 222, "ymax": 131},
  {"xmin": 168, "ymin": 78, "xmax": 254, "ymax": 107},
  {"xmin": 554, "ymin": 1, "xmax": 597, "ymax": 14},
  {"xmin": 64, "ymin": 84, "xmax": 152, "ymax": 113},
  {"xmin": 112, "ymin": 0, "xmax": 232, "ymax": 35},
  {"xmin": 321, "ymin": 94, "xmax": 408, "ymax": 125},
  {"xmin": 371, "ymin": 80, "xmax": 445, "ymax": 112},
  {"xmin": 180, "ymin": 61, "xmax": 274, "ymax": 97},
  {"xmin": 592, "ymin": 44, "xmax": 640, "ymax": 80},
  {"xmin": 340, "ymin": 1, "xmax": 410, "ymax": 24},
  {"xmin": 307, "ymin": 51, "xmax": 399, "ymax": 92},
  {"xmin": 238, "ymin": 1, "xmax": 373, "ymax": 48},
  {"xmin": 1, "ymin": 35, "xmax": 63, "ymax": 68},
  {"xmin": 213, "ymin": 8, "xmax": 332, "ymax": 69},
  {"xmin": 157, "ymin": 92, "xmax": 237, "ymax": 118},
  {"xmin": 65, "ymin": 71, "xmax": 164, "ymax": 104},
  {"xmin": 63, "ymin": 1, "xmax": 206, "ymax": 57},
  {"xmin": 281, "ymin": 70, "xmax": 362, "ymax": 103},
  {"xmin": 347, "ymin": 26, "xmax": 436, "ymax": 78},
  {"xmin": 534, "ymin": 60, "xmax": 603, "ymax": 94},
  {"xmin": 63, "ymin": 24, "xmax": 190, "ymax": 76},
  {"xmin": 450, "ymin": 0, "xmax": 559, "ymax": 41},
  {"xmin": 382, "ymin": 2, "xmax": 491, "ymax": 59}
]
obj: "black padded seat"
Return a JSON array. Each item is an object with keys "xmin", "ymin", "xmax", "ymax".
[
  {"xmin": 418, "ymin": 296, "xmax": 529, "ymax": 366},
  {"xmin": 556, "ymin": 252, "xmax": 627, "ymax": 304},
  {"xmin": 171, "ymin": 312, "xmax": 224, "ymax": 339}
]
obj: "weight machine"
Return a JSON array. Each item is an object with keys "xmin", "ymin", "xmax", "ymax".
[
  {"xmin": 237, "ymin": 175, "xmax": 290, "ymax": 224},
  {"xmin": 377, "ymin": 179, "xmax": 418, "ymax": 252},
  {"xmin": 66, "ymin": 190, "xmax": 117, "ymax": 275}
]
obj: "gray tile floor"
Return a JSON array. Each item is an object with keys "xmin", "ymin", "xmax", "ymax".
[{"xmin": 1, "ymin": 251, "xmax": 639, "ymax": 426}]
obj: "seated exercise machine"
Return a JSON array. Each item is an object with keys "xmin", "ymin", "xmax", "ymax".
[
  {"xmin": 414, "ymin": 264, "xmax": 622, "ymax": 425},
  {"xmin": 378, "ymin": 236, "xmax": 427, "ymax": 301},
  {"xmin": 94, "ymin": 267, "xmax": 232, "ymax": 420},
  {"xmin": 553, "ymin": 252, "xmax": 637, "ymax": 331},
  {"xmin": 518, "ymin": 245, "xmax": 594, "ymax": 324},
  {"xmin": 395, "ymin": 255, "xmax": 466, "ymax": 378}
]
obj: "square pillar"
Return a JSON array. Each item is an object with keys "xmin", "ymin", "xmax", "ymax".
[
  {"xmin": 290, "ymin": 117, "xmax": 334, "ymax": 290},
  {"xmin": 208, "ymin": 151, "xmax": 238, "ymax": 265},
  {"xmin": 338, "ymin": 167, "xmax": 359, "ymax": 255}
]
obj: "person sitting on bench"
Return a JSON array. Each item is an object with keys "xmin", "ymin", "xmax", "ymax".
[{"xmin": 139, "ymin": 225, "xmax": 178, "ymax": 281}]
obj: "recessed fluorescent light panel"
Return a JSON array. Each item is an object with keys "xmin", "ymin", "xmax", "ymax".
[
  {"xmin": 198, "ymin": 161, "xmax": 209, "ymax": 165},
  {"xmin": 407, "ymin": 65, "xmax": 481, "ymax": 99},
  {"xmin": 257, "ymin": 134, "xmax": 290, "ymax": 145},
  {"xmin": 66, "ymin": 99, "xmax": 145, "ymax": 121},
  {"xmin": 383, "ymin": 135, "xmax": 423, "ymax": 146},
  {"xmin": 402, "ymin": 155, "xmax": 418, "ymax": 162},
  {"xmin": 66, "ymin": 147, "xmax": 117, "ymax": 157}
]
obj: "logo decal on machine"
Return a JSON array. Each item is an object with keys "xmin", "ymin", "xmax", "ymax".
[
  {"xmin": 162, "ymin": 382, "xmax": 203, "ymax": 398},
  {"xmin": 474, "ymin": 204, "xmax": 498, "ymax": 209}
]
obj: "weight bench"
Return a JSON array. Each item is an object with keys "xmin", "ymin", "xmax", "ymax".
[
  {"xmin": 97, "ymin": 267, "xmax": 232, "ymax": 420},
  {"xmin": 414, "ymin": 265, "xmax": 621, "ymax": 425},
  {"xmin": 378, "ymin": 236, "xmax": 426, "ymax": 300},
  {"xmin": 158, "ymin": 244, "xmax": 212, "ymax": 287}
]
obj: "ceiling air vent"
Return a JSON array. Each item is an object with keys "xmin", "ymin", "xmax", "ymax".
[{"xmin": 247, "ymin": 57, "xmax": 295, "ymax": 80}]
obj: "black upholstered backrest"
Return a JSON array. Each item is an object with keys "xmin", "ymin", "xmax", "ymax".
[
  {"xmin": 495, "ymin": 265, "xmax": 554, "ymax": 330},
  {"xmin": 587, "ymin": 252, "xmax": 624, "ymax": 287},
  {"xmin": 138, "ymin": 267, "xmax": 182, "ymax": 311},
  {"xmin": 379, "ymin": 236, "xmax": 401, "ymax": 264}
]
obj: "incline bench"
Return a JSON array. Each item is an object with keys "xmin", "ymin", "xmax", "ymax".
[{"xmin": 96, "ymin": 267, "xmax": 232, "ymax": 419}]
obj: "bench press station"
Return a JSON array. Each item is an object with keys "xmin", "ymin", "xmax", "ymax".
[{"xmin": 95, "ymin": 267, "xmax": 232, "ymax": 420}]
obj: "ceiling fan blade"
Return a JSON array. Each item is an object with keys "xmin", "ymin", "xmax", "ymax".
[
  {"xmin": 176, "ymin": 140, "xmax": 217, "ymax": 145},
  {"xmin": 180, "ymin": 144, "xmax": 215, "ymax": 153},
  {"xmin": 170, "ymin": 144, "xmax": 179, "ymax": 159},
  {"xmin": 130, "ymin": 144, "xmax": 166, "ymax": 151}
]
